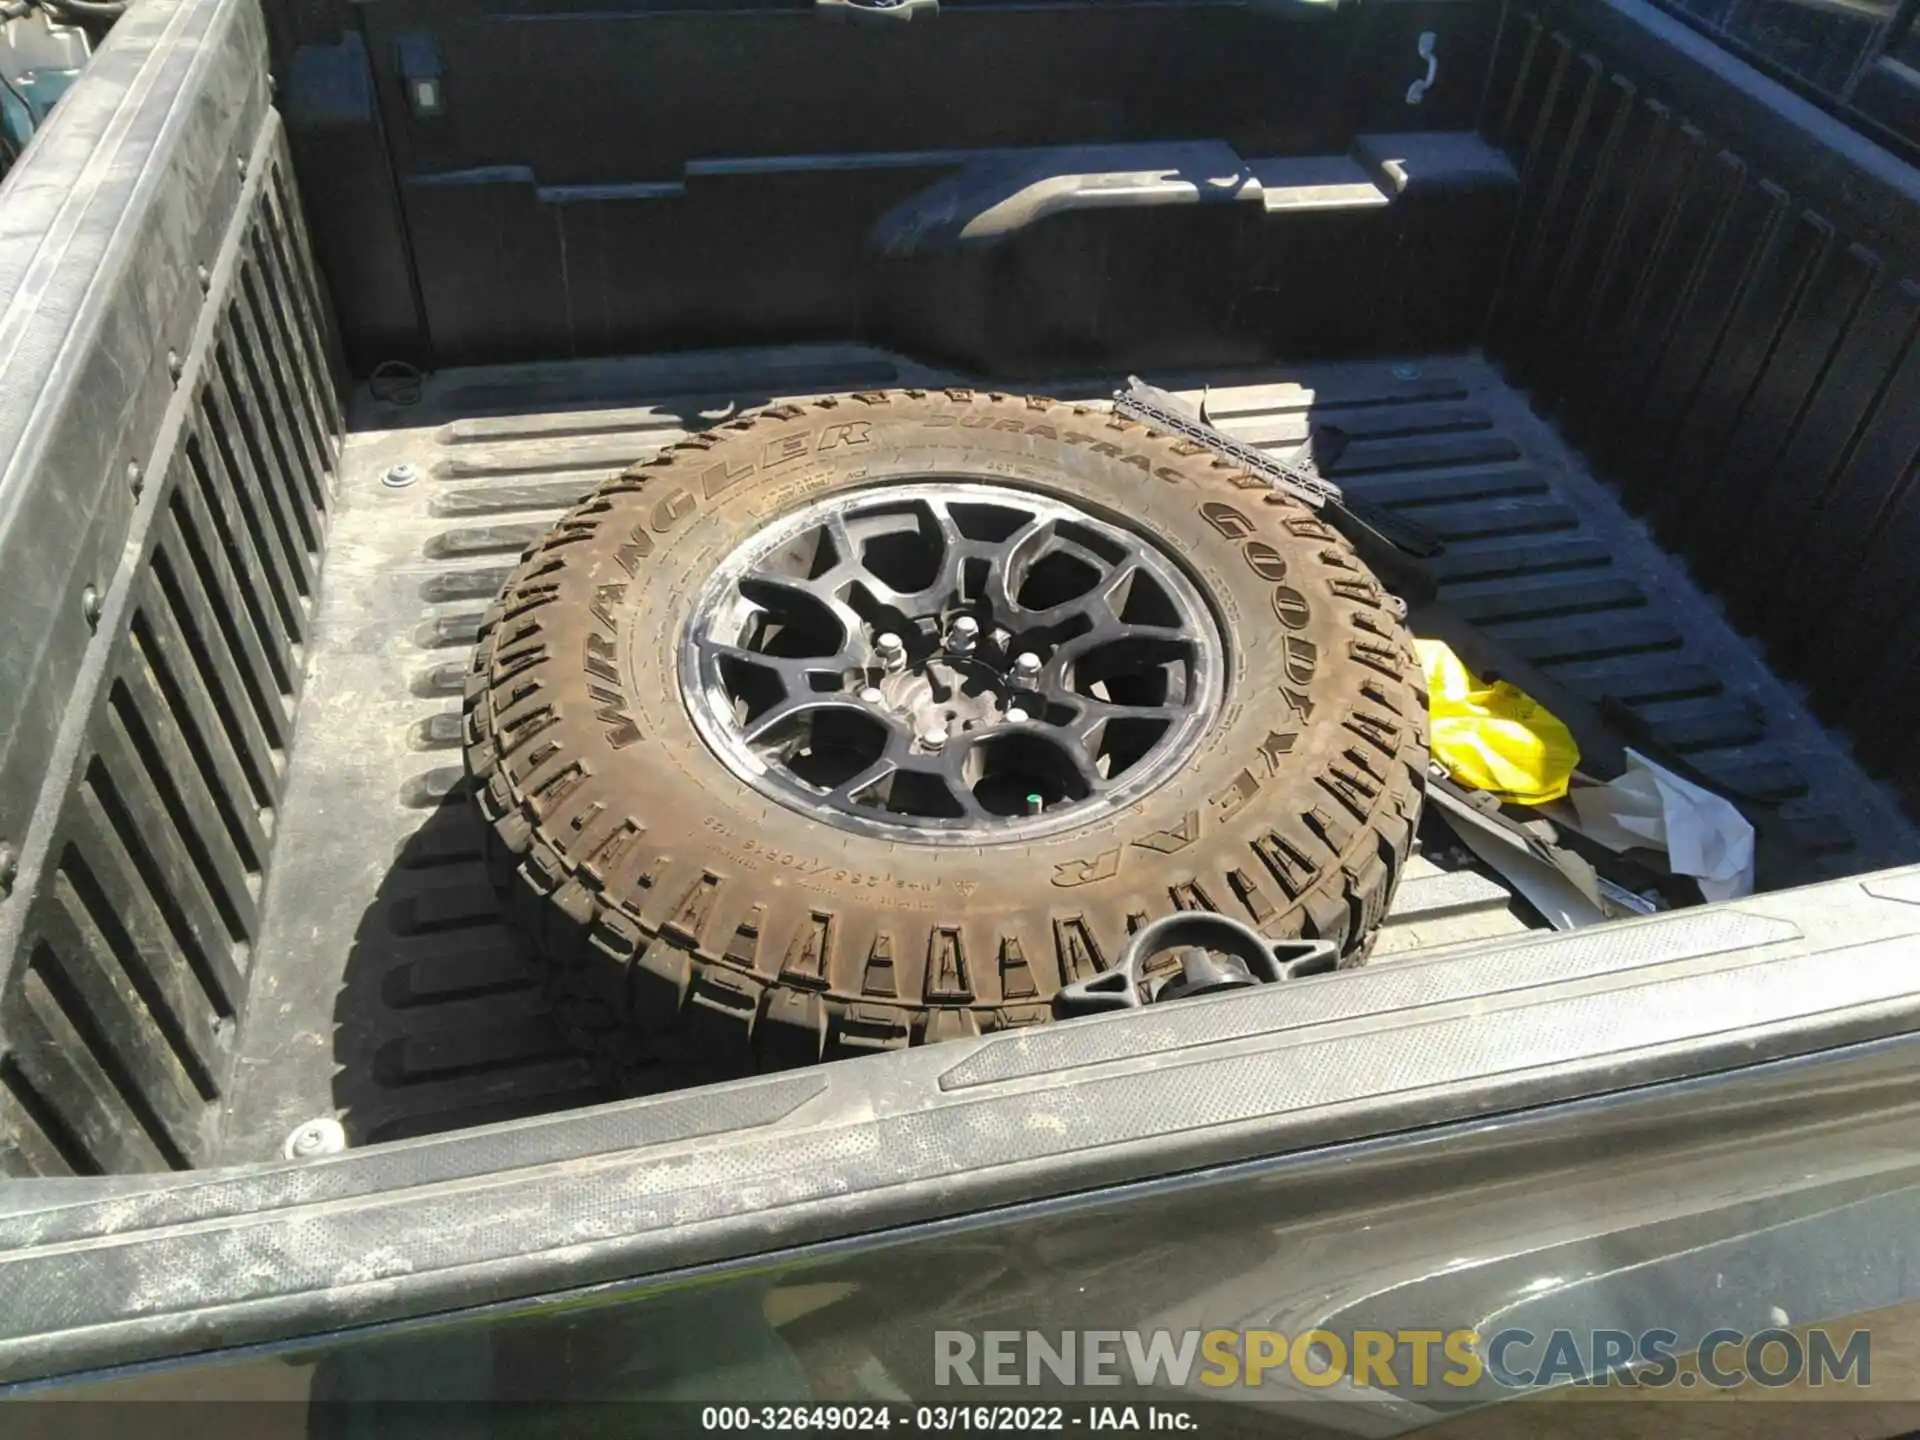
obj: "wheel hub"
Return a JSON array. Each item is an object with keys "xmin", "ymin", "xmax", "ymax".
[
  {"xmin": 868, "ymin": 656, "xmax": 1015, "ymax": 744},
  {"xmin": 679, "ymin": 482, "xmax": 1226, "ymax": 843}
]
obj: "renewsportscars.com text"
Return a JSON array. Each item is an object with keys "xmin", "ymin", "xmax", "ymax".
[{"xmin": 933, "ymin": 1327, "xmax": 1871, "ymax": 1391}]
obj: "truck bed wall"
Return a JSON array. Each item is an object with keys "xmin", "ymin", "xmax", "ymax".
[
  {"xmin": 0, "ymin": 0, "xmax": 341, "ymax": 1174},
  {"xmin": 1480, "ymin": 0, "xmax": 1920, "ymax": 810},
  {"xmin": 278, "ymin": 0, "xmax": 1514, "ymax": 376},
  {"xmin": 1, "ymin": 0, "xmax": 1918, "ymax": 1177}
]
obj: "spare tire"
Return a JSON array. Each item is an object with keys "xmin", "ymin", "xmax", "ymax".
[{"xmin": 465, "ymin": 389, "xmax": 1426, "ymax": 1069}]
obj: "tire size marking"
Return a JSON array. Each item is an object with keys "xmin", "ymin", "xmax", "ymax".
[{"xmin": 734, "ymin": 834, "xmax": 937, "ymax": 893}]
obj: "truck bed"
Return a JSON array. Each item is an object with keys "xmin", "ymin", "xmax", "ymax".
[{"xmin": 212, "ymin": 343, "xmax": 1919, "ymax": 1163}]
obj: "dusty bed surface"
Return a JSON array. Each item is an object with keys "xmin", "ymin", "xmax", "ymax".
[{"xmin": 211, "ymin": 344, "xmax": 1919, "ymax": 1163}]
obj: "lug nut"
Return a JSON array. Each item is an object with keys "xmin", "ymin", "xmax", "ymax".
[
  {"xmin": 1013, "ymin": 651, "xmax": 1042, "ymax": 680},
  {"xmin": 945, "ymin": 616, "xmax": 980, "ymax": 654},
  {"xmin": 859, "ymin": 686, "xmax": 885, "ymax": 705},
  {"xmin": 875, "ymin": 632, "xmax": 906, "ymax": 669},
  {"xmin": 922, "ymin": 726, "xmax": 949, "ymax": 751},
  {"xmin": 1005, "ymin": 707, "xmax": 1030, "ymax": 725}
]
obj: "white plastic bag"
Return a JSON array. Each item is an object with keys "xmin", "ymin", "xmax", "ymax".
[{"xmin": 1567, "ymin": 750, "xmax": 1755, "ymax": 902}]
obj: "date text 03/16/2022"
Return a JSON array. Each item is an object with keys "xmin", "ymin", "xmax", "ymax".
[{"xmin": 701, "ymin": 1406, "xmax": 1191, "ymax": 1432}]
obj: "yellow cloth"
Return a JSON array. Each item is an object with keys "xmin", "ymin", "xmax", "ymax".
[{"xmin": 1417, "ymin": 639, "xmax": 1579, "ymax": 805}]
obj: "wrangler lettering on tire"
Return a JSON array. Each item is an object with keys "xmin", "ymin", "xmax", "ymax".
[{"xmin": 465, "ymin": 390, "xmax": 1427, "ymax": 1071}]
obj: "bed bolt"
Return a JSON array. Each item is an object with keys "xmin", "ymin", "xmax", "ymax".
[
  {"xmin": 0, "ymin": 845, "xmax": 16, "ymax": 898},
  {"xmin": 284, "ymin": 1117, "xmax": 348, "ymax": 1159},
  {"xmin": 196, "ymin": 264, "xmax": 211, "ymax": 293},
  {"xmin": 126, "ymin": 460, "xmax": 143, "ymax": 496},
  {"xmin": 166, "ymin": 350, "xmax": 183, "ymax": 382},
  {"xmin": 382, "ymin": 462, "xmax": 421, "ymax": 489},
  {"xmin": 80, "ymin": 584, "xmax": 101, "ymax": 628}
]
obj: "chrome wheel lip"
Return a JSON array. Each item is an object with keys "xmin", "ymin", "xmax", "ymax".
[{"xmin": 677, "ymin": 481, "xmax": 1226, "ymax": 846}]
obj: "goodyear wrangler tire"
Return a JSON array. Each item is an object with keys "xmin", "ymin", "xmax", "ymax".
[{"xmin": 465, "ymin": 390, "xmax": 1426, "ymax": 1069}]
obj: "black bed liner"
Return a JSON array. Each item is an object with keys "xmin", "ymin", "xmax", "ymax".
[
  {"xmin": 210, "ymin": 343, "xmax": 1918, "ymax": 1162},
  {"xmin": 4, "ymin": 0, "xmax": 1920, "ymax": 1192},
  {"xmin": 7, "ymin": 0, "xmax": 1920, "ymax": 1388}
]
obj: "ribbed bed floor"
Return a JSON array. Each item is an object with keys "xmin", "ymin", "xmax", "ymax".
[{"xmin": 211, "ymin": 344, "xmax": 1917, "ymax": 1162}]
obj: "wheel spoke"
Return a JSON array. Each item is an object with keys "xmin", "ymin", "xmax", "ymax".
[
  {"xmin": 1003, "ymin": 546, "xmax": 1177, "ymax": 643},
  {"xmin": 697, "ymin": 639, "xmax": 857, "ymax": 690},
  {"xmin": 1059, "ymin": 735, "xmax": 1116, "ymax": 795},
  {"xmin": 1049, "ymin": 623, "xmax": 1197, "ymax": 672},
  {"xmin": 817, "ymin": 511, "xmax": 861, "ymax": 579},
  {"xmin": 732, "ymin": 570, "xmax": 871, "ymax": 653},
  {"xmin": 923, "ymin": 496, "xmax": 968, "ymax": 555},
  {"xmin": 680, "ymin": 482, "xmax": 1222, "ymax": 839},
  {"xmin": 739, "ymin": 694, "xmax": 878, "ymax": 747},
  {"xmin": 921, "ymin": 731, "xmax": 994, "ymax": 820},
  {"xmin": 986, "ymin": 516, "xmax": 1070, "ymax": 619},
  {"xmin": 1068, "ymin": 699, "xmax": 1184, "ymax": 741},
  {"xmin": 857, "ymin": 497, "xmax": 974, "ymax": 609},
  {"xmin": 828, "ymin": 755, "xmax": 901, "ymax": 804}
]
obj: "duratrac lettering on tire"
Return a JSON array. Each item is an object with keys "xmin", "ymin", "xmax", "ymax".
[{"xmin": 464, "ymin": 391, "xmax": 1427, "ymax": 1073}]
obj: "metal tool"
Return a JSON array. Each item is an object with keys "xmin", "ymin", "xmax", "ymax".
[{"xmin": 1112, "ymin": 376, "xmax": 1445, "ymax": 561}]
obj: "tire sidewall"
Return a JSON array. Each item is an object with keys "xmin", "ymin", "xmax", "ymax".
[{"xmin": 542, "ymin": 396, "xmax": 1409, "ymax": 913}]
